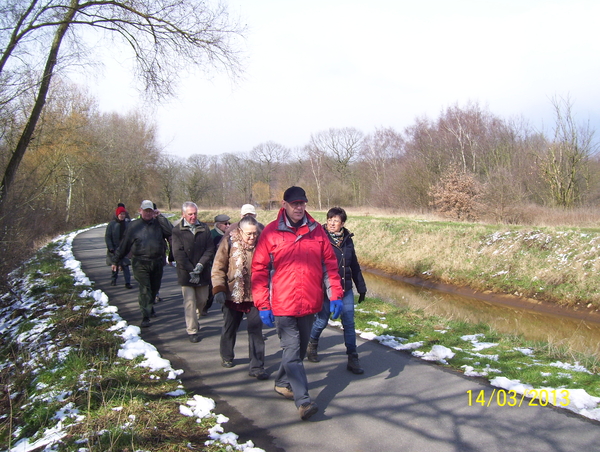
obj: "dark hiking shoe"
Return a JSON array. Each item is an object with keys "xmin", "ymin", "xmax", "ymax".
[
  {"xmin": 347, "ymin": 354, "xmax": 364, "ymax": 374},
  {"xmin": 249, "ymin": 369, "xmax": 269, "ymax": 380},
  {"xmin": 125, "ymin": 283, "xmax": 132, "ymax": 289},
  {"xmin": 298, "ymin": 402, "xmax": 318, "ymax": 420},
  {"xmin": 110, "ymin": 280, "xmax": 117, "ymax": 286},
  {"xmin": 221, "ymin": 359, "xmax": 234, "ymax": 368},
  {"xmin": 140, "ymin": 318, "xmax": 151, "ymax": 328},
  {"xmin": 274, "ymin": 385, "xmax": 294, "ymax": 400},
  {"xmin": 306, "ymin": 339, "xmax": 319, "ymax": 362},
  {"xmin": 188, "ymin": 334, "xmax": 200, "ymax": 343}
]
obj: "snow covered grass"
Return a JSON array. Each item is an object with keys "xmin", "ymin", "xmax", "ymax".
[
  {"xmin": 348, "ymin": 297, "xmax": 600, "ymax": 422},
  {"xmin": 0, "ymin": 229, "xmax": 264, "ymax": 452}
]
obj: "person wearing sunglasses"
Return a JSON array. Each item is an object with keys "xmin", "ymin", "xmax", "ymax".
[
  {"xmin": 204, "ymin": 214, "xmax": 231, "ymax": 316},
  {"xmin": 211, "ymin": 214, "xmax": 231, "ymax": 249}
]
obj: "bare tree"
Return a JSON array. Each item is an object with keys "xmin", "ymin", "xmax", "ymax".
[
  {"xmin": 309, "ymin": 127, "xmax": 364, "ymax": 205},
  {"xmin": 87, "ymin": 110, "xmax": 161, "ymax": 211},
  {"xmin": 310, "ymin": 128, "xmax": 363, "ymax": 182},
  {"xmin": 0, "ymin": 0, "xmax": 245, "ymax": 212},
  {"xmin": 250, "ymin": 141, "xmax": 288, "ymax": 202},
  {"xmin": 360, "ymin": 127, "xmax": 404, "ymax": 206},
  {"xmin": 539, "ymin": 96, "xmax": 597, "ymax": 207},
  {"xmin": 157, "ymin": 154, "xmax": 184, "ymax": 210},
  {"xmin": 220, "ymin": 152, "xmax": 256, "ymax": 206},
  {"xmin": 183, "ymin": 154, "xmax": 212, "ymax": 204},
  {"xmin": 306, "ymin": 144, "xmax": 326, "ymax": 210}
]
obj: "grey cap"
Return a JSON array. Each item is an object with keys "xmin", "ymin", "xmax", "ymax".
[{"xmin": 214, "ymin": 214, "xmax": 230, "ymax": 223}]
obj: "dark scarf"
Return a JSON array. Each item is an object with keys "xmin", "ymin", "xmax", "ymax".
[{"xmin": 327, "ymin": 229, "xmax": 344, "ymax": 247}]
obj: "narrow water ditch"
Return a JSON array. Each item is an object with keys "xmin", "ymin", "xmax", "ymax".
[{"xmin": 363, "ymin": 269, "xmax": 600, "ymax": 358}]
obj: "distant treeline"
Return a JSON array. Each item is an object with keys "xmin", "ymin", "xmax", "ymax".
[{"xmin": 0, "ymin": 80, "xmax": 597, "ymax": 284}]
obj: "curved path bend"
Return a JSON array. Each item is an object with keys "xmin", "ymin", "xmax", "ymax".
[{"xmin": 73, "ymin": 226, "xmax": 599, "ymax": 452}]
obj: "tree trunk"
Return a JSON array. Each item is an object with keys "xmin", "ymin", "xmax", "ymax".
[{"xmin": 0, "ymin": 0, "xmax": 77, "ymax": 215}]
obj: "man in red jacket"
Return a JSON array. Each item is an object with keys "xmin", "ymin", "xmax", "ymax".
[{"xmin": 252, "ymin": 186, "xmax": 343, "ymax": 421}]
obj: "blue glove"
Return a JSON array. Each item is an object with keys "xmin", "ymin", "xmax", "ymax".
[
  {"xmin": 330, "ymin": 299, "xmax": 343, "ymax": 319},
  {"xmin": 259, "ymin": 310, "xmax": 275, "ymax": 327}
]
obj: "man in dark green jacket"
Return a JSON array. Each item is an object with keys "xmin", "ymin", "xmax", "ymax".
[{"xmin": 113, "ymin": 200, "xmax": 173, "ymax": 327}]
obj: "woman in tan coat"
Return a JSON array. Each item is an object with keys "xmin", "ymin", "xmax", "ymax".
[{"xmin": 211, "ymin": 216, "xmax": 267, "ymax": 379}]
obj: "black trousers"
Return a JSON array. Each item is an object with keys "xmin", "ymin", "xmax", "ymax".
[{"xmin": 220, "ymin": 304, "xmax": 265, "ymax": 372}]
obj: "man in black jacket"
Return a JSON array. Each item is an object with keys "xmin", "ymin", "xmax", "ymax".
[
  {"xmin": 112, "ymin": 200, "xmax": 173, "ymax": 328},
  {"xmin": 171, "ymin": 202, "xmax": 215, "ymax": 342}
]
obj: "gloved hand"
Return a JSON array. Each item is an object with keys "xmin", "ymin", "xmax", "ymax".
[
  {"xmin": 358, "ymin": 292, "xmax": 366, "ymax": 303},
  {"xmin": 330, "ymin": 299, "xmax": 343, "ymax": 319},
  {"xmin": 193, "ymin": 263, "xmax": 204, "ymax": 273},
  {"xmin": 189, "ymin": 272, "xmax": 200, "ymax": 284},
  {"xmin": 214, "ymin": 292, "xmax": 226, "ymax": 304},
  {"xmin": 259, "ymin": 310, "xmax": 275, "ymax": 327}
]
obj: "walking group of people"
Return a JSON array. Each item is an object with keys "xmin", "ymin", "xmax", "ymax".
[{"xmin": 104, "ymin": 186, "xmax": 368, "ymax": 421}]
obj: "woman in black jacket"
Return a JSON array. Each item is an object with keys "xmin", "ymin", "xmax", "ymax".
[
  {"xmin": 105, "ymin": 206, "xmax": 132, "ymax": 288},
  {"xmin": 307, "ymin": 207, "xmax": 367, "ymax": 374}
]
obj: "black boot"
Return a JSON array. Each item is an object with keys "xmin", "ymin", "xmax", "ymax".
[
  {"xmin": 307, "ymin": 339, "xmax": 319, "ymax": 362},
  {"xmin": 110, "ymin": 270, "xmax": 118, "ymax": 286},
  {"xmin": 347, "ymin": 353, "xmax": 364, "ymax": 374}
]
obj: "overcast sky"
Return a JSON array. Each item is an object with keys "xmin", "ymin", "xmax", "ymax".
[{"xmin": 86, "ymin": 0, "xmax": 600, "ymax": 158}]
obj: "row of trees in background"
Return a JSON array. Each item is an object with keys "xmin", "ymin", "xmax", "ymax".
[
  {"xmin": 5, "ymin": 82, "xmax": 599, "ymax": 234},
  {"xmin": 154, "ymin": 96, "xmax": 597, "ymax": 224},
  {"xmin": 1, "ymin": 3, "xmax": 598, "ymax": 286}
]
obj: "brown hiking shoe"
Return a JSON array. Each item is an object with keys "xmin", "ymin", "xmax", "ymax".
[
  {"xmin": 274, "ymin": 385, "xmax": 294, "ymax": 400},
  {"xmin": 298, "ymin": 402, "xmax": 318, "ymax": 420}
]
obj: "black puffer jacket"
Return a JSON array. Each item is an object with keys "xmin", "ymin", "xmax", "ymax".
[
  {"xmin": 113, "ymin": 215, "xmax": 173, "ymax": 263},
  {"xmin": 324, "ymin": 225, "xmax": 367, "ymax": 294},
  {"xmin": 172, "ymin": 219, "xmax": 215, "ymax": 286}
]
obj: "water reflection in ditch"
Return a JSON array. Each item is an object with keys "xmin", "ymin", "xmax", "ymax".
[{"xmin": 363, "ymin": 271, "xmax": 600, "ymax": 358}]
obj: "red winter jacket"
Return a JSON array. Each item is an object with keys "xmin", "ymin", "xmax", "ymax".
[{"xmin": 251, "ymin": 208, "xmax": 343, "ymax": 316}]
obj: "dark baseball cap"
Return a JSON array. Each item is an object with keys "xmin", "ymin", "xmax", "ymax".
[{"xmin": 283, "ymin": 186, "xmax": 308, "ymax": 203}]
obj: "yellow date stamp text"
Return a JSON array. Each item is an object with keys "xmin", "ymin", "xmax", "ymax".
[{"xmin": 466, "ymin": 389, "xmax": 570, "ymax": 407}]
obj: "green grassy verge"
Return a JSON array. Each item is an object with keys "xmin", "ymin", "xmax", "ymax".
[
  {"xmin": 0, "ymin": 237, "xmax": 248, "ymax": 451},
  {"xmin": 350, "ymin": 297, "xmax": 600, "ymax": 397}
]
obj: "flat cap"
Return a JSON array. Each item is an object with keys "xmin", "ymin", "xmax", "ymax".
[{"xmin": 214, "ymin": 214, "xmax": 230, "ymax": 223}]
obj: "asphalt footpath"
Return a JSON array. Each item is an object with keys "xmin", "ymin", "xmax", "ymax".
[{"xmin": 73, "ymin": 226, "xmax": 600, "ymax": 452}]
